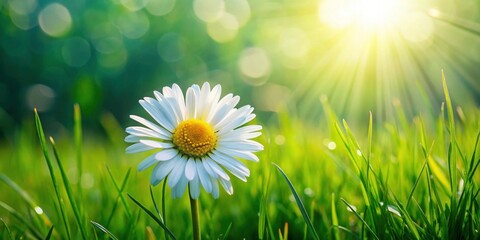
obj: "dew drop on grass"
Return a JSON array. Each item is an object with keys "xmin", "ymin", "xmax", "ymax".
[{"xmin": 34, "ymin": 206, "xmax": 44, "ymax": 215}]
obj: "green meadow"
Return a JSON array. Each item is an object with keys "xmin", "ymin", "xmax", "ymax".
[
  {"xmin": 1, "ymin": 76, "xmax": 479, "ymax": 239},
  {"xmin": 1, "ymin": 0, "xmax": 480, "ymax": 239}
]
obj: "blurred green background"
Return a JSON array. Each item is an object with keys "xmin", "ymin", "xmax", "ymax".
[{"xmin": 1, "ymin": 0, "xmax": 480, "ymax": 138}]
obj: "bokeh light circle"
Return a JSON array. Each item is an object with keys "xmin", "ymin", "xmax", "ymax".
[
  {"xmin": 121, "ymin": 0, "xmax": 149, "ymax": 12},
  {"xmin": 224, "ymin": 0, "xmax": 250, "ymax": 26},
  {"xmin": 400, "ymin": 12, "xmax": 434, "ymax": 43},
  {"xmin": 114, "ymin": 11, "xmax": 150, "ymax": 39},
  {"xmin": 9, "ymin": 0, "xmax": 37, "ymax": 15},
  {"xmin": 238, "ymin": 47, "xmax": 271, "ymax": 85},
  {"xmin": 62, "ymin": 37, "xmax": 91, "ymax": 67},
  {"xmin": 38, "ymin": 3, "xmax": 72, "ymax": 37},
  {"xmin": 207, "ymin": 13, "xmax": 239, "ymax": 43},
  {"xmin": 146, "ymin": 0, "xmax": 176, "ymax": 16},
  {"xmin": 157, "ymin": 33, "xmax": 185, "ymax": 63},
  {"xmin": 26, "ymin": 84, "xmax": 56, "ymax": 112},
  {"xmin": 193, "ymin": 0, "xmax": 225, "ymax": 23},
  {"xmin": 9, "ymin": 7, "xmax": 37, "ymax": 30}
]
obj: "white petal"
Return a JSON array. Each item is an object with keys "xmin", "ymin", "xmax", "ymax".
[
  {"xmin": 172, "ymin": 174, "xmax": 188, "ymax": 199},
  {"xmin": 185, "ymin": 88, "xmax": 196, "ymax": 119},
  {"xmin": 189, "ymin": 175, "xmax": 201, "ymax": 199},
  {"xmin": 219, "ymin": 125, "xmax": 262, "ymax": 138},
  {"xmin": 192, "ymin": 84, "xmax": 201, "ymax": 118},
  {"xmin": 125, "ymin": 135, "xmax": 141, "ymax": 143},
  {"xmin": 215, "ymin": 147, "xmax": 260, "ymax": 162},
  {"xmin": 211, "ymin": 177, "xmax": 220, "ymax": 198},
  {"xmin": 139, "ymin": 99, "xmax": 175, "ymax": 132},
  {"xmin": 168, "ymin": 156, "xmax": 187, "ymax": 187},
  {"xmin": 210, "ymin": 151, "xmax": 250, "ymax": 181},
  {"xmin": 130, "ymin": 115, "xmax": 171, "ymax": 138},
  {"xmin": 219, "ymin": 178, "xmax": 233, "ymax": 195},
  {"xmin": 241, "ymin": 113, "xmax": 256, "ymax": 126},
  {"xmin": 202, "ymin": 159, "xmax": 216, "ymax": 177},
  {"xmin": 155, "ymin": 148, "xmax": 178, "ymax": 161},
  {"xmin": 205, "ymin": 84, "xmax": 222, "ymax": 119},
  {"xmin": 196, "ymin": 160, "xmax": 212, "ymax": 193},
  {"xmin": 185, "ymin": 158, "xmax": 196, "ymax": 181},
  {"xmin": 220, "ymin": 132, "xmax": 262, "ymax": 141},
  {"xmin": 145, "ymin": 96, "xmax": 177, "ymax": 130},
  {"xmin": 126, "ymin": 143, "xmax": 154, "ymax": 153},
  {"xmin": 150, "ymin": 158, "xmax": 178, "ymax": 185},
  {"xmin": 139, "ymin": 140, "xmax": 174, "ymax": 149},
  {"xmin": 209, "ymin": 93, "xmax": 233, "ymax": 121},
  {"xmin": 126, "ymin": 126, "xmax": 167, "ymax": 139},
  {"xmin": 208, "ymin": 95, "xmax": 239, "ymax": 126},
  {"xmin": 197, "ymin": 82, "xmax": 211, "ymax": 120},
  {"xmin": 214, "ymin": 105, "xmax": 252, "ymax": 132},
  {"xmin": 154, "ymin": 91, "xmax": 181, "ymax": 126},
  {"xmin": 150, "ymin": 163, "xmax": 163, "ymax": 186},
  {"xmin": 171, "ymin": 84, "xmax": 186, "ymax": 120},
  {"xmin": 218, "ymin": 140, "xmax": 263, "ymax": 152},
  {"xmin": 204, "ymin": 157, "xmax": 230, "ymax": 180},
  {"xmin": 138, "ymin": 154, "xmax": 157, "ymax": 171}
]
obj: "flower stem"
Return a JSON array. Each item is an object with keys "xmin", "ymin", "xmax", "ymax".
[{"xmin": 189, "ymin": 193, "xmax": 201, "ymax": 240}]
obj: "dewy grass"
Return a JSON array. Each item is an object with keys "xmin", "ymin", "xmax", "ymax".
[{"xmin": 0, "ymin": 76, "xmax": 479, "ymax": 239}]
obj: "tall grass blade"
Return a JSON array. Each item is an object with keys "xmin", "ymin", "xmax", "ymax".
[
  {"xmin": 0, "ymin": 201, "xmax": 43, "ymax": 239},
  {"xmin": 50, "ymin": 137, "xmax": 88, "ymax": 240},
  {"xmin": 106, "ymin": 165, "xmax": 132, "ymax": 218},
  {"xmin": 74, "ymin": 104, "xmax": 83, "ymax": 194},
  {"xmin": 1, "ymin": 218, "xmax": 13, "ymax": 240},
  {"xmin": 273, "ymin": 163, "xmax": 320, "ymax": 240},
  {"xmin": 0, "ymin": 174, "xmax": 52, "ymax": 226},
  {"xmin": 127, "ymin": 194, "xmax": 176, "ymax": 240},
  {"xmin": 90, "ymin": 221, "xmax": 119, "ymax": 240},
  {"xmin": 466, "ymin": 131, "xmax": 480, "ymax": 181},
  {"xmin": 149, "ymin": 183, "xmax": 169, "ymax": 240},
  {"xmin": 340, "ymin": 198, "xmax": 379, "ymax": 240},
  {"xmin": 219, "ymin": 222, "xmax": 232, "ymax": 240},
  {"xmin": 331, "ymin": 193, "xmax": 340, "ymax": 240},
  {"xmin": 258, "ymin": 165, "xmax": 273, "ymax": 240},
  {"xmin": 34, "ymin": 109, "xmax": 71, "ymax": 239},
  {"xmin": 44, "ymin": 225, "xmax": 54, "ymax": 240},
  {"xmin": 162, "ymin": 177, "xmax": 168, "ymax": 240},
  {"xmin": 442, "ymin": 70, "xmax": 458, "ymax": 201},
  {"xmin": 367, "ymin": 112, "xmax": 373, "ymax": 161},
  {"xmin": 149, "ymin": 186, "xmax": 163, "ymax": 222}
]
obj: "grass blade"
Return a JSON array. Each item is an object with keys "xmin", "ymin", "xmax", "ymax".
[
  {"xmin": 331, "ymin": 193, "xmax": 340, "ymax": 240},
  {"xmin": 162, "ymin": 177, "xmax": 168, "ymax": 240},
  {"xmin": 106, "ymin": 165, "xmax": 132, "ymax": 218},
  {"xmin": 34, "ymin": 109, "xmax": 71, "ymax": 239},
  {"xmin": 273, "ymin": 163, "xmax": 320, "ymax": 240},
  {"xmin": 90, "ymin": 221, "xmax": 119, "ymax": 240},
  {"xmin": 50, "ymin": 137, "xmax": 88, "ymax": 240},
  {"xmin": 127, "ymin": 193, "xmax": 176, "ymax": 240},
  {"xmin": 44, "ymin": 225, "xmax": 54, "ymax": 240},
  {"xmin": 219, "ymin": 222, "xmax": 232, "ymax": 240},
  {"xmin": 0, "ymin": 201, "xmax": 43, "ymax": 239},
  {"xmin": 74, "ymin": 104, "xmax": 83, "ymax": 196},
  {"xmin": 340, "ymin": 198, "xmax": 379, "ymax": 240},
  {"xmin": 442, "ymin": 70, "xmax": 458, "ymax": 200},
  {"xmin": 1, "ymin": 218, "xmax": 13, "ymax": 240},
  {"xmin": 0, "ymin": 174, "xmax": 52, "ymax": 227},
  {"xmin": 149, "ymin": 185, "xmax": 163, "ymax": 223}
]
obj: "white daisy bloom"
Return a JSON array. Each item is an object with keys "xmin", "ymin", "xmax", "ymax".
[{"xmin": 126, "ymin": 82, "xmax": 263, "ymax": 199}]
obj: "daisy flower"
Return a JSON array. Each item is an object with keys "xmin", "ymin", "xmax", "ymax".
[{"xmin": 125, "ymin": 82, "xmax": 263, "ymax": 199}]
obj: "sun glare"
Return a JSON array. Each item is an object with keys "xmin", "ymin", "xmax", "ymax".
[
  {"xmin": 356, "ymin": 0, "xmax": 400, "ymax": 29},
  {"xmin": 319, "ymin": 0, "xmax": 405, "ymax": 31}
]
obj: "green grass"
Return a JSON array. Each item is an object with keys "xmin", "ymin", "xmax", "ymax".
[{"xmin": 0, "ymin": 77, "xmax": 479, "ymax": 239}]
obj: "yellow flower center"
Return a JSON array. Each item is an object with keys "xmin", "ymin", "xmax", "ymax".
[{"xmin": 173, "ymin": 119, "xmax": 217, "ymax": 157}]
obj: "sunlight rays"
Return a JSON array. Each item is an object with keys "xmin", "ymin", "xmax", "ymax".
[{"xmin": 288, "ymin": 0, "xmax": 480, "ymax": 123}]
